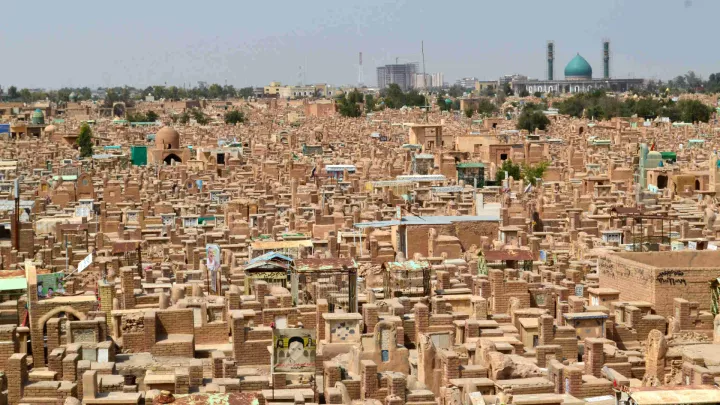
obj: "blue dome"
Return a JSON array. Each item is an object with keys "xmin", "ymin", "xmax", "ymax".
[{"xmin": 564, "ymin": 53, "xmax": 592, "ymax": 79}]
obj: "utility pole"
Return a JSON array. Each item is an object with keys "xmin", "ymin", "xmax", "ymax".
[{"xmin": 13, "ymin": 178, "xmax": 19, "ymax": 251}]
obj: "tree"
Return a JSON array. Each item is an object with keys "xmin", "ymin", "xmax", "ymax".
[
  {"xmin": 192, "ymin": 109, "xmax": 210, "ymax": 125},
  {"xmin": 447, "ymin": 84, "xmax": 465, "ymax": 97},
  {"xmin": 685, "ymin": 71, "xmax": 702, "ymax": 90},
  {"xmin": 496, "ymin": 159, "xmax": 521, "ymax": 184},
  {"xmin": 145, "ymin": 111, "xmax": 159, "ymax": 122},
  {"xmin": 521, "ymin": 161, "xmax": 549, "ymax": 186},
  {"xmin": 19, "ymin": 88, "xmax": 32, "ymax": 102},
  {"xmin": 238, "ymin": 87, "xmax": 254, "ymax": 99},
  {"xmin": 437, "ymin": 96, "xmax": 452, "ymax": 112},
  {"xmin": 380, "ymin": 84, "xmax": 426, "ymax": 109},
  {"xmin": 336, "ymin": 93, "xmax": 362, "ymax": 117},
  {"xmin": 519, "ymin": 89, "xmax": 530, "ymax": 97},
  {"xmin": 476, "ymin": 98, "xmax": 497, "ymax": 117},
  {"xmin": 7, "ymin": 86, "xmax": 18, "ymax": 100},
  {"xmin": 480, "ymin": 86, "xmax": 496, "ymax": 97},
  {"xmin": 224, "ymin": 110, "xmax": 246, "ymax": 125},
  {"xmin": 365, "ymin": 94, "xmax": 376, "ymax": 112},
  {"xmin": 533, "ymin": 92, "xmax": 542, "ymax": 98},
  {"xmin": 464, "ymin": 108, "xmax": 474, "ymax": 118},
  {"xmin": 178, "ymin": 111, "xmax": 190, "ymax": 125},
  {"xmin": 677, "ymin": 99, "xmax": 712, "ymax": 123},
  {"xmin": 503, "ymin": 83, "xmax": 513, "ymax": 96},
  {"xmin": 77, "ymin": 123, "xmax": 93, "ymax": 158},
  {"xmin": 208, "ymin": 84, "xmax": 224, "ymax": 99},
  {"xmin": 338, "ymin": 100, "xmax": 362, "ymax": 117},
  {"xmin": 517, "ymin": 110, "xmax": 550, "ymax": 133},
  {"xmin": 346, "ymin": 88, "xmax": 364, "ymax": 104}
]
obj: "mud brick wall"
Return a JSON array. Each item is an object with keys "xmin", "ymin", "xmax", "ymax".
[
  {"xmin": 123, "ymin": 332, "xmax": 145, "ymax": 353},
  {"xmin": 598, "ymin": 254, "xmax": 720, "ymax": 317},
  {"xmin": 237, "ymin": 339, "xmax": 272, "ymax": 367},
  {"xmin": 237, "ymin": 376, "xmax": 268, "ymax": 391},
  {"xmin": 57, "ymin": 382, "xmax": 77, "ymax": 405},
  {"xmin": 584, "ymin": 338, "xmax": 604, "ymax": 377},
  {"xmin": 297, "ymin": 305, "xmax": 317, "ymax": 329},
  {"xmin": 535, "ymin": 345, "xmax": 562, "ymax": 368},
  {"xmin": 156, "ymin": 309, "xmax": 194, "ymax": 336},
  {"xmin": 635, "ymin": 315, "xmax": 666, "ymax": 341},
  {"xmin": 405, "ymin": 222, "xmax": 498, "ymax": 258},
  {"xmin": 342, "ymin": 379, "xmax": 361, "ymax": 401},
  {"xmin": 262, "ymin": 307, "xmax": 298, "ymax": 327},
  {"xmin": 554, "ymin": 326, "xmax": 578, "ymax": 361},
  {"xmin": 30, "ymin": 299, "xmax": 96, "ymax": 367},
  {"xmin": 23, "ymin": 381, "xmax": 60, "ymax": 398},
  {"xmin": 47, "ymin": 348, "xmax": 64, "ymax": 379},
  {"xmin": 62, "ymin": 353, "xmax": 80, "ymax": 382},
  {"xmin": 195, "ymin": 322, "xmax": 228, "ymax": 345}
]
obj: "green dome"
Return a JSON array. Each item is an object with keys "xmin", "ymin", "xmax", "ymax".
[
  {"xmin": 31, "ymin": 109, "xmax": 44, "ymax": 125},
  {"xmin": 564, "ymin": 53, "xmax": 592, "ymax": 79}
]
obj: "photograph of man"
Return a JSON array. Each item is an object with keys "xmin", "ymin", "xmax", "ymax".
[
  {"xmin": 206, "ymin": 244, "xmax": 221, "ymax": 292},
  {"xmin": 277, "ymin": 336, "xmax": 310, "ymax": 369}
]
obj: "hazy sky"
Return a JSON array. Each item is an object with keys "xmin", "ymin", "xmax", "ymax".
[{"xmin": 2, "ymin": 0, "xmax": 716, "ymax": 89}]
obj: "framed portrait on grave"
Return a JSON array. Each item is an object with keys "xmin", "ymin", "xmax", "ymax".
[{"xmin": 273, "ymin": 329, "xmax": 316, "ymax": 373}]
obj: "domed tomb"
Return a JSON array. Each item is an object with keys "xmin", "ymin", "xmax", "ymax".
[
  {"xmin": 155, "ymin": 126, "xmax": 180, "ymax": 150},
  {"xmin": 31, "ymin": 109, "xmax": 45, "ymax": 125},
  {"xmin": 564, "ymin": 53, "xmax": 593, "ymax": 80}
]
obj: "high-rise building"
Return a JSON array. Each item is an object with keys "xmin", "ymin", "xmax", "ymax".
[
  {"xmin": 431, "ymin": 73, "xmax": 444, "ymax": 88},
  {"xmin": 413, "ymin": 73, "xmax": 431, "ymax": 89},
  {"xmin": 456, "ymin": 77, "xmax": 479, "ymax": 89},
  {"xmin": 376, "ymin": 63, "xmax": 418, "ymax": 91}
]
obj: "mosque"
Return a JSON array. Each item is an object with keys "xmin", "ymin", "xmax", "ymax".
[{"xmin": 511, "ymin": 40, "xmax": 645, "ymax": 95}]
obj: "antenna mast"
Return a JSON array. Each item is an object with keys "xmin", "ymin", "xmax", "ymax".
[{"xmin": 421, "ymin": 41, "xmax": 427, "ymax": 90}]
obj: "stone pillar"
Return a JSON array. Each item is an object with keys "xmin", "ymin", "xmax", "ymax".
[
  {"xmin": 539, "ymin": 315, "xmax": 554, "ymax": 346},
  {"xmin": 7, "ymin": 353, "xmax": 27, "ymax": 405},
  {"xmin": 443, "ymin": 351, "xmax": 460, "ymax": 386},
  {"xmin": 230, "ymin": 312, "xmax": 246, "ymax": 362},
  {"xmin": 99, "ymin": 280, "xmax": 115, "ymax": 331},
  {"xmin": 414, "ymin": 303, "xmax": 429, "ymax": 339},
  {"xmin": 363, "ymin": 304, "xmax": 379, "ymax": 334},
  {"xmin": 644, "ymin": 329, "xmax": 668, "ymax": 383},
  {"xmin": 82, "ymin": 370, "xmax": 97, "ymax": 400},
  {"xmin": 584, "ymin": 338, "xmax": 604, "ymax": 377},
  {"xmin": 563, "ymin": 366, "xmax": 582, "ymax": 395},
  {"xmin": 316, "ymin": 299, "xmax": 328, "ymax": 342},
  {"xmin": 388, "ymin": 373, "xmax": 406, "ymax": 403},
  {"xmin": 120, "ymin": 268, "xmax": 136, "ymax": 309},
  {"xmin": 361, "ymin": 360, "xmax": 378, "ymax": 401}
]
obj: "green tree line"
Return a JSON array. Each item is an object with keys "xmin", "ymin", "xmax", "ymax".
[{"xmin": 554, "ymin": 91, "xmax": 714, "ymax": 122}]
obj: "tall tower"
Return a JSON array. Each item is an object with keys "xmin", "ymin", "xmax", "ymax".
[
  {"xmin": 358, "ymin": 52, "xmax": 364, "ymax": 87},
  {"xmin": 603, "ymin": 39, "xmax": 610, "ymax": 79},
  {"xmin": 547, "ymin": 41, "xmax": 555, "ymax": 81}
]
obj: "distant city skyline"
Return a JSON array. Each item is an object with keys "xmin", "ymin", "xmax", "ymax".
[{"xmin": 0, "ymin": 0, "xmax": 715, "ymax": 89}]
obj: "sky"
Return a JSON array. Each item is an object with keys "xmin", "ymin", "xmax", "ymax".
[{"xmin": 1, "ymin": 0, "xmax": 716, "ymax": 89}]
